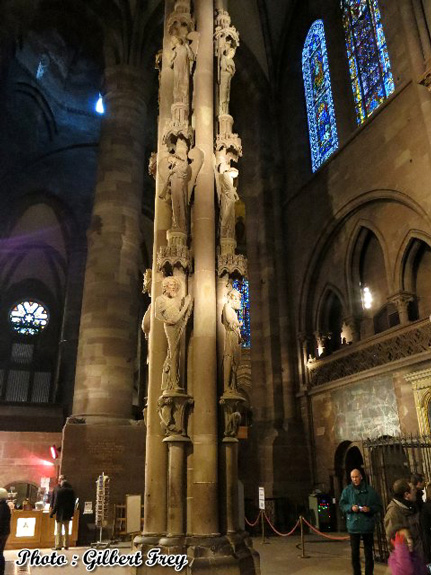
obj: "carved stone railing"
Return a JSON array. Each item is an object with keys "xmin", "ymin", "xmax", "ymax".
[{"xmin": 308, "ymin": 319, "xmax": 431, "ymax": 387}]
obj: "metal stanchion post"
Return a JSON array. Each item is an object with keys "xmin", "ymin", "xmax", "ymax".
[
  {"xmin": 299, "ymin": 515, "xmax": 310, "ymax": 558},
  {"xmin": 261, "ymin": 511, "xmax": 265, "ymax": 544}
]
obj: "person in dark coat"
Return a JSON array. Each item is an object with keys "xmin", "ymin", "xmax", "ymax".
[
  {"xmin": 50, "ymin": 480, "xmax": 75, "ymax": 550},
  {"xmin": 420, "ymin": 482, "xmax": 431, "ymax": 564},
  {"xmin": 50, "ymin": 474, "xmax": 65, "ymax": 513},
  {"xmin": 0, "ymin": 488, "xmax": 11, "ymax": 575},
  {"xmin": 384, "ymin": 479, "xmax": 425, "ymax": 564},
  {"xmin": 411, "ymin": 474, "xmax": 425, "ymax": 513},
  {"xmin": 340, "ymin": 469, "xmax": 383, "ymax": 575}
]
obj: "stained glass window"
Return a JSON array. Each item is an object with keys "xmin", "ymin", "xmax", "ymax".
[
  {"xmin": 302, "ymin": 20, "xmax": 339, "ymax": 173},
  {"xmin": 232, "ymin": 279, "xmax": 250, "ymax": 348},
  {"xmin": 9, "ymin": 300, "xmax": 49, "ymax": 336},
  {"xmin": 342, "ymin": 0, "xmax": 395, "ymax": 124}
]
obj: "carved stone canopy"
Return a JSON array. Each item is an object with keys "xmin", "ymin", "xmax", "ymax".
[
  {"xmin": 217, "ymin": 253, "xmax": 248, "ymax": 278},
  {"xmin": 157, "ymin": 243, "xmax": 192, "ymax": 274}
]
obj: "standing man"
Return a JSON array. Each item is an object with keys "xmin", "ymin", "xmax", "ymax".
[
  {"xmin": 411, "ymin": 473, "xmax": 425, "ymax": 512},
  {"xmin": 50, "ymin": 479, "xmax": 76, "ymax": 550},
  {"xmin": 0, "ymin": 488, "xmax": 11, "ymax": 575},
  {"xmin": 340, "ymin": 469, "xmax": 383, "ymax": 575},
  {"xmin": 50, "ymin": 474, "xmax": 65, "ymax": 512}
]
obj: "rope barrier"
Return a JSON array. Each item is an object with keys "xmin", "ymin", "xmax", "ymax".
[
  {"xmin": 301, "ymin": 517, "xmax": 350, "ymax": 541},
  {"xmin": 263, "ymin": 512, "xmax": 300, "ymax": 537},
  {"xmin": 244, "ymin": 511, "xmax": 350, "ymax": 542},
  {"xmin": 244, "ymin": 510, "xmax": 262, "ymax": 528}
]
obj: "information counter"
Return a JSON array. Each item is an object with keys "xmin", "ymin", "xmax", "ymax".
[{"xmin": 6, "ymin": 510, "xmax": 79, "ymax": 550}]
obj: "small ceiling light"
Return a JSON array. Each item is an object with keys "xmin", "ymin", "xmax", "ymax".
[{"xmin": 96, "ymin": 94, "xmax": 105, "ymax": 114}]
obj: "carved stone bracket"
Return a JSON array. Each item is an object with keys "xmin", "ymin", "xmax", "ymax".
[
  {"xmin": 219, "ymin": 392, "xmax": 245, "ymax": 439},
  {"xmin": 157, "ymin": 243, "xmax": 192, "ymax": 274},
  {"xmin": 158, "ymin": 391, "xmax": 194, "ymax": 440},
  {"xmin": 217, "ymin": 253, "xmax": 247, "ymax": 278}
]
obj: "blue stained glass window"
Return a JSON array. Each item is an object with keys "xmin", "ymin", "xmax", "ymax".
[
  {"xmin": 302, "ymin": 20, "xmax": 339, "ymax": 173},
  {"xmin": 232, "ymin": 279, "xmax": 250, "ymax": 348},
  {"xmin": 342, "ymin": 0, "xmax": 395, "ymax": 124}
]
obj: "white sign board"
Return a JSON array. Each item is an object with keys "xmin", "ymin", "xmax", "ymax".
[
  {"xmin": 16, "ymin": 517, "xmax": 36, "ymax": 537},
  {"xmin": 126, "ymin": 494, "xmax": 142, "ymax": 534},
  {"xmin": 83, "ymin": 501, "xmax": 93, "ymax": 515},
  {"xmin": 258, "ymin": 487, "xmax": 265, "ymax": 510}
]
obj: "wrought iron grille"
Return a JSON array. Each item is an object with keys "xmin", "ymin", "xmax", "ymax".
[{"xmin": 363, "ymin": 434, "xmax": 431, "ymax": 562}]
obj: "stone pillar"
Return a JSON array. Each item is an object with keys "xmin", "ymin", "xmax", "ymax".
[
  {"xmin": 61, "ymin": 65, "xmax": 148, "ymax": 545},
  {"xmin": 134, "ymin": 1, "xmax": 259, "ymax": 572},
  {"xmin": 72, "ymin": 65, "xmax": 146, "ymax": 421},
  {"xmin": 390, "ymin": 293, "xmax": 414, "ymax": 325},
  {"xmin": 191, "ymin": 0, "xmax": 219, "ymax": 536},
  {"xmin": 142, "ymin": 0, "xmax": 178, "ymax": 537}
]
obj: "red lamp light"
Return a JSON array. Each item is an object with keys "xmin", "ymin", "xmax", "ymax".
[{"xmin": 50, "ymin": 445, "xmax": 60, "ymax": 459}]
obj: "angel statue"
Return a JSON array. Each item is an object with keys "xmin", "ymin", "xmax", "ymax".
[
  {"xmin": 215, "ymin": 154, "xmax": 239, "ymax": 240},
  {"xmin": 169, "ymin": 32, "xmax": 198, "ymax": 106},
  {"xmin": 222, "ymin": 288, "xmax": 242, "ymax": 393},
  {"xmin": 155, "ymin": 276, "xmax": 193, "ymax": 391},
  {"xmin": 159, "ymin": 141, "xmax": 204, "ymax": 234}
]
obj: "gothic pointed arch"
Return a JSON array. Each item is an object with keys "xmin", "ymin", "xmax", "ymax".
[
  {"xmin": 398, "ymin": 234, "xmax": 431, "ymax": 320},
  {"xmin": 341, "ymin": 0, "xmax": 395, "ymax": 124},
  {"xmin": 315, "ymin": 285, "xmax": 345, "ymax": 355},
  {"xmin": 302, "ymin": 19, "xmax": 338, "ymax": 172}
]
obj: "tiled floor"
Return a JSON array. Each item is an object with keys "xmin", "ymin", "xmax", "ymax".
[{"xmin": 4, "ymin": 535, "xmax": 392, "ymax": 574}]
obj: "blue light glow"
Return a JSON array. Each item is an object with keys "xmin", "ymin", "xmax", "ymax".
[{"xmin": 96, "ymin": 94, "xmax": 105, "ymax": 114}]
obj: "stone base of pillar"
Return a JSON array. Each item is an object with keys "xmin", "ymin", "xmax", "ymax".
[
  {"xmin": 61, "ymin": 420, "xmax": 146, "ymax": 544},
  {"xmin": 133, "ymin": 532, "xmax": 260, "ymax": 575}
]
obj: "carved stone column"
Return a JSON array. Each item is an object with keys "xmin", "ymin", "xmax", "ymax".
[{"xmin": 390, "ymin": 293, "xmax": 414, "ymax": 325}]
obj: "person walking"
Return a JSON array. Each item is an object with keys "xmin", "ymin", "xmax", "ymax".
[
  {"xmin": 340, "ymin": 468, "xmax": 383, "ymax": 575},
  {"xmin": 50, "ymin": 479, "xmax": 75, "ymax": 550},
  {"xmin": 384, "ymin": 478, "xmax": 427, "ymax": 574},
  {"xmin": 0, "ymin": 488, "xmax": 11, "ymax": 575}
]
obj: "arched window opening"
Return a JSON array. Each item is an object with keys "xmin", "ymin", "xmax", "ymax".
[
  {"xmin": 358, "ymin": 230, "xmax": 392, "ymax": 336},
  {"xmin": 302, "ymin": 20, "xmax": 339, "ymax": 172},
  {"xmin": 412, "ymin": 242, "xmax": 431, "ymax": 319},
  {"xmin": 341, "ymin": 0, "xmax": 395, "ymax": 124},
  {"xmin": 318, "ymin": 290, "xmax": 344, "ymax": 356}
]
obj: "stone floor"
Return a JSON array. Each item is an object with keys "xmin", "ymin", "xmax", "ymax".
[{"xmin": 4, "ymin": 535, "xmax": 392, "ymax": 574}]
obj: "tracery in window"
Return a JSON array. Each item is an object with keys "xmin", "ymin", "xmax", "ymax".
[
  {"xmin": 341, "ymin": 0, "xmax": 395, "ymax": 124},
  {"xmin": 232, "ymin": 279, "xmax": 250, "ymax": 348},
  {"xmin": 302, "ymin": 19, "xmax": 339, "ymax": 172},
  {"xmin": 9, "ymin": 300, "xmax": 49, "ymax": 336}
]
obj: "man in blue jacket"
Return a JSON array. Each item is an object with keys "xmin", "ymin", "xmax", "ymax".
[{"xmin": 340, "ymin": 469, "xmax": 382, "ymax": 575}]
